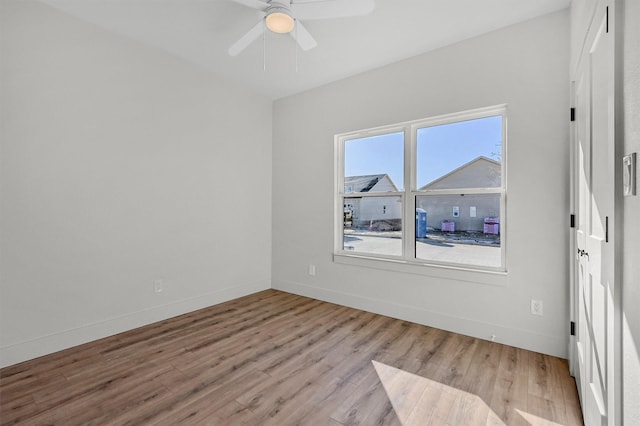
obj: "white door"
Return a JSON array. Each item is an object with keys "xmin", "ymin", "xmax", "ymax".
[{"xmin": 573, "ymin": 3, "xmax": 616, "ymax": 425}]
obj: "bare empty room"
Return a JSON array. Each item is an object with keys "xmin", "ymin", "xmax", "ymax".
[{"xmin": 1, "ymin": 0, "xmax": 638, "ymax": 425}]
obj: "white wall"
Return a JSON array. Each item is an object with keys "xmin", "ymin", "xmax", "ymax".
[
  {"xmin": 0, "ymin": 0, "xmax": 272, "ymax": 367},
  {"xmin": 622, "ymin": 0, "xmax": 640, "ymax": 423},
  {"xmin": 273, "ymin": 11, "xmax": 570, "ymax": 357}
]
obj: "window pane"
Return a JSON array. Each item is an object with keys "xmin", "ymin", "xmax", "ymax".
[
  {"xmin": 337, "ymin": 107, "xmax": 506, "ymax": 272},
  {"xmin": 343, "ymin": 196, "xmax": 402, "ymax": 257},
  {"xmin": 345, "ymin": 132, "xmax": 404, "ymax": 192},
  {"xmin": 415, "ymin": 194, "xmax": 501, "ymax": 268},
  {"xmin": 417, "ymin": 116, "xmax": 502, "ymax": 190}
]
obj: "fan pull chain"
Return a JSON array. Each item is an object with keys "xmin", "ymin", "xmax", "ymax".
[
  {"xmin": 294, "ymin": 21, "xmax": 298, "ymax": 73},
  {"xmin": 263, "ymin": 18, "xmax": 266, "ymax": 72}
]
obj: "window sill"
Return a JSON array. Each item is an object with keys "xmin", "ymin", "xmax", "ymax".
[{"xmin": 333, "ymin": 252, "xmax": 508, "ymax": 287}]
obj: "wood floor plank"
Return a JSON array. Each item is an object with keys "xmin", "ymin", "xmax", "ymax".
[
  {"xmin": 328, "ymin": 360, "xmax": 406, "ymax": 426},
  {"xmin": 326, "ymin": 315, "xmax": 401, "ymax": 387},
  {"xmin": 446, "ymin": 389, "xmax": 491, "ymax": 426},
  {"xmin": 0, "ymin": 394, "xmax": 35, "ymax": 426},
  {"xmin": 488, "ymin": 346, "xmax": 530, "ymax": 426},
  {"xmin": 330, "ymin": 373, "xmax": 401, "ymax": 426},
  {"xmin": 528, "ymin": 351, "xmax": 560, "ymax": 400},
  {"xmin": 152, "ymin": 368, "xmax": 270, "ymax": 425},
  {"xmin": 402, "ymin": 378, "xmax": 444, "ymax": 425},
  {"xmin": 461, "ymin": 338, "xmax": 503, "ymax": 399},
  {"xmin": 237, "ymin": 361, "xmax": 335, "ymax": 423},
  {"xmin": 261, "ymin": 376, "xmax": 357, "ymax": 426},
  {"xmin": 433, "ymin": 333, "xmax": 479, "ymax": 388},
  {"xmin": 558, "ymin": 360, "xmax": 584, "ymax": 426},
  {"xmin": 413, "ymin": 328, "xmax": 456, "ymax": 382},
  {"xmin": 0, "ymin": 289, "xmax": 583, "ymax": 426}
]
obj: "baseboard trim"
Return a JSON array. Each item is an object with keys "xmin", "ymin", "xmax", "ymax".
[
  {"xmin": 0, "ymin": 280, "xmax": 270, "ymax": 368},
  {"xmin": 273, "ymin": 279, "xmax": 567, "ymax": 358}
]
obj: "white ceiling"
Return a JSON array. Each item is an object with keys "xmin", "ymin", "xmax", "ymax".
[{"xmin": 39, "ymin": 0, "xmax": 570, "ymax": 99}]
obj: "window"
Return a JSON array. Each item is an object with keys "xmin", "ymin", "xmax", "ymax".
[{"xmin": 335, "ymin": 105, "xmax": 506, "ymax": 272}]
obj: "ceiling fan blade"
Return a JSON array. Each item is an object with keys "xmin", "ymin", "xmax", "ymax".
[
  {"xmin": 230, "ymin": 0, "xmax": 268, "ymax": 11},
  {"xmin": 292, "ymin": 0, "xmax": 375, "ymax": 21},
  {"xmin": 228, "ymin": 20, "xmax": 264, "ymax": 56},
  {"xmin": 290, "ymin": 21, "xmax": 317, "ymax": 51}
]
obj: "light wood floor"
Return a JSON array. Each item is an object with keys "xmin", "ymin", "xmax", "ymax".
[{"xmin": 0, "ymin": 290, "xmax": 583, "ymax": 425}]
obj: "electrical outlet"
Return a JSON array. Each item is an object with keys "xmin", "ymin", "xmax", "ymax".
[
  {"xmin": 154, "ymin": 279, "xmax": 163, "ymax": 294},
  {"xmin": 308, "ymin": 264, "xmax": 316, "ymax": 276},
  {"xmin": 531, "ymin": 299, "xmax": 543, "ymax": 316}
]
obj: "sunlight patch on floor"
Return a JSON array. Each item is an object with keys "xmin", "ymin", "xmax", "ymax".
[
  {"xmin": 372, "ymin": 360, "xmax": 506, "ymax": 425},
  {"xmin": 515, "ymin": 409, "xmax": 565, "ymax": 426},
  {"xmin": 372, "ymin": 360, "xmax": 572, "ymax": 426}
]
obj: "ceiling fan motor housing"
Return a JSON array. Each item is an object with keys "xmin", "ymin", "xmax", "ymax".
[
  {"xmin": 266, "ymin": 9, "xmax": 294, "ymax": 33},
  {"xmin": 229, "ymin": 0, "xmax": 375, "ymax": 55}
]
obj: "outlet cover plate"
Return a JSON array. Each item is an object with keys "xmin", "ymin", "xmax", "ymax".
[{"xmin": 531, "ymin": 299, "xmax": 543, "ymax": 316}]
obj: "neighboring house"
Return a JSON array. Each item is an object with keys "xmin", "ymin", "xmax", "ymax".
[
  {"xmin": 418, "ymin": 156, "xmax": 501, "ymax": 232},
  {"xmin": 344, "ymin": 174, "xmax": 402, "ymax": 230}
]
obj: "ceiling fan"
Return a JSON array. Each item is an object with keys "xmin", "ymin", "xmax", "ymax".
[{"xmin": 228, "ymin": 0, "xmax": 375, "ymax": 56}]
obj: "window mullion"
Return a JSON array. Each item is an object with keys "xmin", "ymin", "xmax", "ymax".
[{"xmin": 403, "ymin": 126, "xmax": 415, "ymax": 259}]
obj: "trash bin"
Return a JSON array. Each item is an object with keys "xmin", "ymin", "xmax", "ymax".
[
  {"xmin": 416, "ymin": 208, "xmax": 427, "ymax": 238},
  {"xmin": 483, "ymin": 217, "xmax": 499, "ymax": 234},
  {"xmin": 441, "ymin": 220, "xmax": 455, "ymax": 232}
]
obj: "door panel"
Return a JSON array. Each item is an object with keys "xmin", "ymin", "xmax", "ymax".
[
  {"xmin": 574, "ymin": 23, "xmax": 590, "ymax": 409},
  {"xmin": 573, "ymin": 3, "xmax": 613, "ymax": 425}
]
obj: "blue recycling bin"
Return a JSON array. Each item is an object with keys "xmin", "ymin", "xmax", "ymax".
[{"xmin": 416, "ymin": 208, "xmax": 427, "ymax": 238}]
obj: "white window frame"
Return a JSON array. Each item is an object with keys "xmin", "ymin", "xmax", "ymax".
[{"xmin": 334, "ymin": 105, "xmax": 508, "ymax": 278}]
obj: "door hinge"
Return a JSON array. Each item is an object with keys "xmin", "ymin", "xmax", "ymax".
[
  {"xmin": 605, "ymin": 216, "xmax": 609, "ymax": 242},
  {"xmin": 570, "ymin": 107, "xmax": 576, "ymax": 122},
  {"xmin": 570, "ymin": 214, "xmax": 575, "ymax": 228},
  {"xmin": 606, "ymin": 6, "xmax": 609, "ymax": 33},
  {"xmin": 570, "ymin": 321, "xmax": 576, "ymax": 336}
]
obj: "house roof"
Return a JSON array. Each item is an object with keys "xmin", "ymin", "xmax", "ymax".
[
  {"xmin": 344, "ymin": 174, "xmax": 397, "ymax": 193},
  {"xmin": 420, "ymin": 156, "xmax": 501, "ymax": 190}
]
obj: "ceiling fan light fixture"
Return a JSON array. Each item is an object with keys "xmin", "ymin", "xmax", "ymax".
[{"xmin": 265, "ymin": 8, "xmax": 295, "ymax": 34}]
